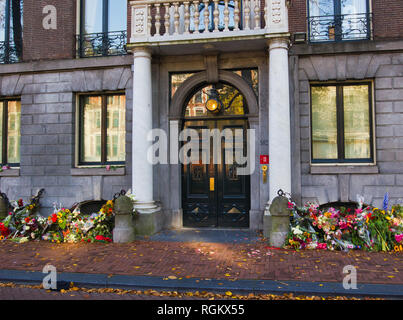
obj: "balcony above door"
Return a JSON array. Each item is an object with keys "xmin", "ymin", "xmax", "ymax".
[{"xmin": 127, "ymin": 0, "xmax": 290, "ymax": 55}]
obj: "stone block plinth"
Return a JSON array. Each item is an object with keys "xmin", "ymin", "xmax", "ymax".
[{"xmin": 113, "ymin": 195, "xmax": 135, "ymax": 243}]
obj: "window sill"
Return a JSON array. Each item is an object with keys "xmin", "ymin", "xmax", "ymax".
[
  {"xmin": 71, "ymin": 167, "xmax": 125, "ymax": 176},
  {"xmin": 310, "ymin": 165, "xmax": 379, "ymax": 175},
  {"xmin": 0, "ymin": 168, "xmax": 20, "ymax": 177}
]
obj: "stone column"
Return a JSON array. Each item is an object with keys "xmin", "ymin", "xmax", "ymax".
[
  {"xmin": 132, "ymin": 47, "xmax": 159, "ymax": 214},
  {"xmin": 268, "ymin": 38, "xmax": 291, "ymax": 204}
]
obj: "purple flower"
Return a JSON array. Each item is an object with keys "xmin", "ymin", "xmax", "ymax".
[{"xmin": 383, "ymin": 192, "xmax": 389, "ymax": 211}]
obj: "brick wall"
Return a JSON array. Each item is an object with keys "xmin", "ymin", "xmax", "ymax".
[
  {"xmin": 288, "ymin": 0, "xmax": 307, "ymax": 34},
  {"xmin": 372, "ymin": 0, "xmax": 403, "ymax": 40},
  {"xmin": 23, "ymin": 0, "xmax": 76, "ymax": 61}
]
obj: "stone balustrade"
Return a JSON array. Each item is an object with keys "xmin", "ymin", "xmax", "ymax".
[{"xmin": 129, "ymin": 0, "xmax": 289, "ymax": 44}]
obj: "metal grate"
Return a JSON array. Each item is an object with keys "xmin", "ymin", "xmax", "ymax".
[
  {"xmin": 76, "ymin": 31, "xmax": 127, "ymax": 58},
  {"xmin": 308, "ymin": 13, "xmax": 372, "ymax": 43}
]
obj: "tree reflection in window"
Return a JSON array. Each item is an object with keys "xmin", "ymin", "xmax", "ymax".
[{"xmin": 185, "ymin": 83, "xmax": 246, "ymax": 118}]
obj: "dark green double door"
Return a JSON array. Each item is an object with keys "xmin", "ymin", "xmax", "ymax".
[{"xmin": 182, "ymin": 119, "xmax": 250, "ymax": 228}]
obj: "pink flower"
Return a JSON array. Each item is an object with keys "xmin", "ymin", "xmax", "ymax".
[
  {"xmin": 106, "ymin": 165, "xmax": 111, "ymax": 171},
  {"xmin": 317, "ymin": 243, "xmax": 327, "ymax": 250},
  {"xmin": 395, "ymin": 234, "xmax": 403, "ymax": 243}
]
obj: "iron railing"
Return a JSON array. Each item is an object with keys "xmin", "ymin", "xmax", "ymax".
[
  {"xmin": 0, "ymin": 41, "xmax": 22, "ymax": 64},
  {"xmin": 308, "ymin": 13, "xmax": 372, "ymax": 42},
  {"xmin": 76, "ymin": 30, "xmax": 127, "ymax": 58}
]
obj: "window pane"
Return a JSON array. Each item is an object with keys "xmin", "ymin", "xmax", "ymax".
[
  {"xmin": 106, "ymin": 95, "xmax": 125, "ymax": 162},
  {"xmin": 343, "ymin": 85, "xmax": 371, "ymax": 159},
  {"xmin": 341, "ymin": 0, "xmax": 368, "ymax": 40},
  {"xmin": 108, "ymin": 0, "xmax": 127, "ymax": 32},
  {"xmin": 81, "ymin": 96, "xmax": 102, "ymax": 163},
  {"xmin": 170, "ymin": 73, "xmax": 195, "ymax": 98},
  {"xmin": 309, "ymin": 0, "xmax": 335, "ymax": 42},
  {"xmin": 7, "ymin": 100, "xmax": 20, "ymax": 164},
  {"xmin": 309, "ymin": 0, "xmax": 334, "ymax": 16},
  {"xmin": 0, "ymin": 0, "xmax": 6, "ymax": 41},
  {"xmin": 84, "ymin": 0, "xmax": 103, "ymax": 33},
  {"xmin": 311, "ymin": 86, "xmax": 338, "ymax": 160}
]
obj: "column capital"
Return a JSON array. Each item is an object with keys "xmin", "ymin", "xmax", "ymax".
[
  {"xmin": 267, "ymin": 37, "xmax": 290, "ymax": 51},
  {"xmin": 132, "ymin": 46, "xmax": 152, "ymax": 59}
]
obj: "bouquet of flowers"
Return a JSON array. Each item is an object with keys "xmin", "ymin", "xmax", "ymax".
[{"xmin": 286, "ymin": 193, "xmax": 403, "ymax": 252}]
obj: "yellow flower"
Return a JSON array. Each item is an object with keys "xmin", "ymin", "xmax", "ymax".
[{"xmin": 0, "ymin": 235, "xmax": 4, "ymax": 240}]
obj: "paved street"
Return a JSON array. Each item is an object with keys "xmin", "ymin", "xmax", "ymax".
[{"xmin": 0, "ymin": 237, "xmax": 402, "ymax": 285}]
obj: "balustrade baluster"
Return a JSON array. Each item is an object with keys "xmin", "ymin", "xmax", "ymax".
[
  {"xmin": 213, "ymin": 0, "xmax": 219, "ymax": 32},
  {"xmin": 184, "ymin": 1, "xmax": 190, "ymax": 34},
  {"xmin": 234, "ymin": 0, "xmax": 240, "ymax": 31},
  {"xmin": 164, "ymin": 2, "xmax": 171, "ymax": 36},
  {"xmin": 173, "ymin": 2, "xmax": 180, "ymax": 34},
  {"xmin": 203, "ymin": 0, "xmax": 210, "ymax": 32},
  {"xmin": 155, "ymin": 4, "xmax": 161, "ymax": 35},
  {"xmin": 194, "ymin": 0, "xmax": 200, "ymax": 33},
  {"xmin": 244, "ymin": 0, "xmax": 250, "ymax": 30},
  {"xmin": 254, "ymin": 0, "xmax": 260, "ymax": 29},
  {"xmin": 223, "ymin": 0, "xmax": 230, "ymax": 31}
]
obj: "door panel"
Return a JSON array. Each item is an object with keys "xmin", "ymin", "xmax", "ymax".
[
  {"xmin": 182, "ymin": 119, "xmax": 250, "ymax": 228},
  {"xmin": 217, "ymin": 120, "xmax": 250, "ymax": 228},
  {"xmin": 182, "ymin": 122, "xmax": 216, "ymax": 227}
]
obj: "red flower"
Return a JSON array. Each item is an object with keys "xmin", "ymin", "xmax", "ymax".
[
  {"xmin": 18, "ymin": 199, "xmax": 23, "ymax": 207},
  {"xmin": 25, "ymin": 217, "xmax": 30, "ymax": 223},
  {"xmin": 95, "ymin": 235, "xmax": 112, "ymax": 242},
  {"xmin": 51, "ymin": 214, "xmax": 57, "ymax": 223}
]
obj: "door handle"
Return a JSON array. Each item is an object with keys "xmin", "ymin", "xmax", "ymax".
[{"xmin": 210, "ymin": 177, "xmax": 215, "ymax": 191}]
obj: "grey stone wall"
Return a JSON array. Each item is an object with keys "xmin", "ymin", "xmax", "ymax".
[
  {"xmin": 0, "ymin": 65, "xmax": 132, "ymax": 215},
  {"xmin": 293, "ymin": 51, "xmax": 403, "ymax": 207}
]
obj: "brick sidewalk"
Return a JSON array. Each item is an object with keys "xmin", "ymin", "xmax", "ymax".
[{"xmin": 0, "ymin": 240, "xmax": 402, "ymax": 285}]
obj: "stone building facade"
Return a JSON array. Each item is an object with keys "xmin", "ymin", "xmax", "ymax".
[{"xmin": 0, "ymin": 0, "xmax": 402, "ymax": 234}]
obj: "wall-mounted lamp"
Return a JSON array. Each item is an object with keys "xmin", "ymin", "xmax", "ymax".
[{"xmin": 205, "ymin": 87, "xmax": 222, "ymax": 114}]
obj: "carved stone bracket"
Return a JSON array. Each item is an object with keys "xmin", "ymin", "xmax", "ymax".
[{"xmin": 267, "ymin": 0, "xmax": 289, "ymax": 34}]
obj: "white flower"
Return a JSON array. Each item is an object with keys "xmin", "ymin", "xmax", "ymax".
[
  {"xmin": 31, "ymin": 232, "xmax": 36, "ymax": 239},
  {"xmin": 19, "ymin": 237, "xmax": 29, "ymax": 243},
  {"xmin": 292, "ymin": 226, "xmax": 303, "ymax": 235}
]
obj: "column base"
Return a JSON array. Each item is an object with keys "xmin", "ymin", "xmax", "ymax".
[{"xmin": 134, "ymin": 206, "xmax": 163, "ymax": 236}]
